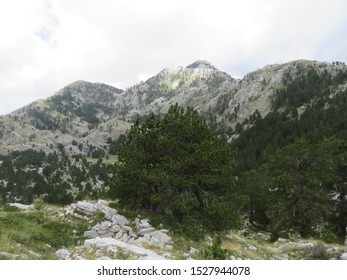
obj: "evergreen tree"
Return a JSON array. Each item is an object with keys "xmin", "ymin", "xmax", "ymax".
[
  {"xmin": 262, "ymin": 139, "xmax": 333, "ymax": 238},
  {"xmin": 110, "ymin": 104, "xmax": 242, "ymax": 236}
]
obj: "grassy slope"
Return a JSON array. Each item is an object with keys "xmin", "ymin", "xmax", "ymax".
[{"xmin": 0, "ymin": 202, "xmax": 346, "ymax": 260}]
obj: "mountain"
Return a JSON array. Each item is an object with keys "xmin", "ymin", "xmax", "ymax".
[
  {"xmin": 0, "ymin": 59, "xmax": 347, "ymax": 201},
  {"xmin": 1, "ymin": 59, "xmax": 347, "ymax": 258},
  {"xmin": 4, "ymin": 59, "xmax": 345, "ymax": 156}
]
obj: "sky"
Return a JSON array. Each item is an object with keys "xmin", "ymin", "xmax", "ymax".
[{"xmin": 1, "ymin": 0, "xmax": 347, "ymax": 115}]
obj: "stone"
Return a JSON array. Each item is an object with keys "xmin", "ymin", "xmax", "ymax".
[
  {"xmin": 150, "ymin": 230, "xmax": 172, "ymax": 245},
  {"xmin": 99, "ymin": 256, "xmax": 111, "ymax": 260},
  {"xmin": 108, "ymin": 247, "xmax": 118, "ymax": 254},
  {"xmin": 9, "ymin": 203, "xmax": 34, "ymax": 211},
  {"xmin": 84, "ymin": 230, "xmax": 99, "ymax": 238},
  {"xmin": 109, "ymin": 224, "xmax": 121, "ymax": 233},
  {"xmin": 277, "ymin": 238, "xmax": 290, "ymax": 243},
  {"xmin": 257, "ymin": 232, "xmax": 270, "ymax": 241},
  {"xmin": 121, "ymin": 233, "xmax": 129, "ymax": 242},
  {"xmin": 229, "ymin": 255, "xmax": 236, "ymax": 260},
  {"xmin": 96, "ymin": 199, "xmax": 109, "ymax": 206},
  {"xmin": 189, "ymin": 247, "xmax": 199, "ymax": 254},
  {"xmin": 122, "ymin": 225, "xmax": 133, "ymax": 234},
  {"xmin": 56, "ymin": 249, "xmax": 71, "ymax": 260},
  {"xmin": 0, "ymin": 252, "xmax": 20, "ymax": 259},
  {"xmin": 296, "ymin": 242, "xmax": 314, "ymax": 249},
  {"xmin": 326, "ymin": 247, "xmax": 341, "ymax": 255},
  {"xmin": 340, "ymin": 252, "xmax": 347, "ymax": 260},
  {"xmin": 115, "ymin": 230, "xmax": 123, "ymax": 240},
  {"xmin": 248, "ymin": 245, "xmax": 257, "ymax": 251},
  {"xmin": 165, "ymin": 245, "xmax": 173, "ymax": 250},
  {"xmin": 276, "ymin": 243, "xmax": 292, "ymax": 252},
  {"xmin": 140, "ymin": 219, "xmax": 151, "ymax": 228},
  {"xmin": 84, "ymin": 237, "xmax": 165, "ymax": 259},
  {"xmin": 75, "ymin": 201, "xmax": 96, "ymax": 214},
  {"xmin": 139, "ymin": 227, "xmax": 156, "ymax": 235},
  {"xmin": 114, "ymin": 214, "xmax": 129, "ymax": 226},
  {"xmin": 99, "ymin": 232, "xmax": 114, "ymax": 238},
  {"xmin": 99, "ymin": 221, "xmax": 112, "ymax": 231}
]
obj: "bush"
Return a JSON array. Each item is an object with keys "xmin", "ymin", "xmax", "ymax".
[{"xmin": 201, "ymin": 236, "xmax": 229, "ymax": 260}]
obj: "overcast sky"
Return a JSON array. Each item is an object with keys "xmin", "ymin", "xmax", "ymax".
[{"xmin": 1, "ymin": 0, "xmax": 347, "ymax": 115}]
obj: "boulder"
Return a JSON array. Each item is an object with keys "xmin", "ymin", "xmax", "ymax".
[
  {"xmin": 9, "ymin": 203, "xmax": 34, "ymax": 211},
  {"xmin": 248, "ymin": 245, "xmax": 257, "ymax": 251},
  {"xmin": 115, "ymin": 230, "xmax": 123, "ymax": 240},
  {"xmin": 190, "ymin": 247, "xmax": 199, "ymax": 254},
  {"xmin": 296, "ymin": 242, "xmax": 314, "ymax": 249},
  {"xmin": 139, "ymin": 227, "xmax": 156, "ymax": 235},
  {"xmin": 84, "ymin": 237, "xmax": 165, "ymax": 260},
  {"xmin": 75, "ymin": 201, "xmax": 96, "ymax": 214},
  {"xmin": 340, "ymin": 252, "xmax": 347, "ymax": 260},
  {"xmin": 140, "ymin": 219, "xmax": 151, "ymax": 228},
  {"xmin": 109, "ymin": 224, "xmax": 121, "ymax": 233},
  {"xmin": 56, "ymin": 249, "xmax": 71, "ymax": 260},
  {"xmin": 84, "ymin": 230, "xmax": 99, "ymax": 239},
  {"xmin": 276, "ymin": 243, "xmax": 292, "ymax": 252}
]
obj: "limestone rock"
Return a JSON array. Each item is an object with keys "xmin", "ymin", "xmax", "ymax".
[
  {"xmin": 9, "ymin": 203, "xmax": 34, "ymax": 211},
  {"xmin": 56, "ymin": 249, "xmax": 71, "ymax": 260},
  {"xmin": 189, "ymin": 247, "xmax": 199, "ymax": 254},
  {"xmin": 84, "ymin": 237, "xmax": 165, "ymax": 260},
  {"xmin": 84, "ymin": 230, "xmax": 99, "ymax": 239},
  {"xmin": 296, "ymin": 242, "xmax": 314, "ymax": 249},
  {"xmin": 247, "ymin": 245, "xmax": 257, "ymax": 251},
  {"xmin": 340, "ymin": 252, "xmax": 347, "ymax": 260}
]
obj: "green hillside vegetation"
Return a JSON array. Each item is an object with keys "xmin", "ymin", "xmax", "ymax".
[
  {"xmin": 0, "ymin": 148, "xmax": 110, "ymax": 205},
  {"xmin": 233, "ymin": 65, "xmax": 347, "ymax": 244}
]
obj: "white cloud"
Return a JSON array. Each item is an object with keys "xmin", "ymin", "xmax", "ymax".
[{"xmin": 1, "ymin": 0, "xmax": 347, "ymax": 115}]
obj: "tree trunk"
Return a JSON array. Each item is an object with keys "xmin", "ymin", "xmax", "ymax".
[{"xmin": 336, "ymin": 223, "xmax": 346, "ymax": 245}]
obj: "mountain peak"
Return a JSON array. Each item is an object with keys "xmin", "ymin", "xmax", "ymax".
[{"xmin": 186, "ymin": 60, "xmax": 217, "ymax": 70}]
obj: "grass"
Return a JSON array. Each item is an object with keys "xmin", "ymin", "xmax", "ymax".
[{"xmin": 0, "ymin": 204, "xmax": 90, "ymax": 259}]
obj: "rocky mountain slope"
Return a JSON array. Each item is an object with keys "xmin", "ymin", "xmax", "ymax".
[{"xmin": 2, "ymin": 59, "xmax": 346, "ymax": 157}]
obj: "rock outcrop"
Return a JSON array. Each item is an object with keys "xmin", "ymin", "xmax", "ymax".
[{"xmin": 61, "ymin": 200, "xmax": 173, "ymax": 259}]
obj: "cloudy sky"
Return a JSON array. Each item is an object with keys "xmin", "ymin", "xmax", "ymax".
[{"xmin": 1, "ymin": 0, "xmax": 347, "ymax": 115}]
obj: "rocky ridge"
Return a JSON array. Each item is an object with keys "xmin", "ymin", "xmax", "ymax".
[{"xmin": 2, "ymin": 59, "xmax": 345, "ymax": 156}]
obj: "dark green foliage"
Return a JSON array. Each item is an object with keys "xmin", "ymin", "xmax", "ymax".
[
  {"xmin": 201, "ymin": 236, "xmax": 229, "ymax": 260},
  {"xmin": 261, "ymin": 139, "xmax": 333, "ymax": 238},
  {"xmin": 250, "ymin": 138, "xmax": 347, "ymax": 244},
  {"xmin": 0, "ymin": 148, "xmax": 111, "ymax": 206},
  {"xmin": 233, "ymin": 67, "xmax": 347, "ymax": 174},
  {"xmin": 108, "ymin": 134, "xmax": 127, "ymax": 155},
  {"xmin": 110, "ymin": 104, "xmax": 242, "ymax": 237},
  {"xmin": 27, "ymin": 109, "xmax": 60, "ymax": 131},
  {"xmin": 91, "ymin": 148, "xmax": 105, "ymax": 158}
]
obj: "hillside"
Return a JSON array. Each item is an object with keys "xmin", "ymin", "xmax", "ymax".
[
  {"xmin": 1, "ymin": 200, "xmax": 346, "ymax": 260},
  {"xmin": 0, "ymin": 59, "xmax": 347, "ymax": 259}
]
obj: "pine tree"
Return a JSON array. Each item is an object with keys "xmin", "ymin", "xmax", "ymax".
[{"xmin": 110, "ymin": 104, "xmax": 242, "ymax": 236}]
